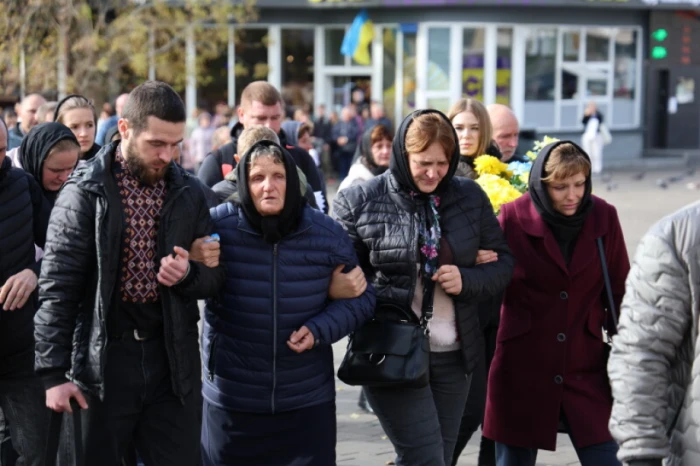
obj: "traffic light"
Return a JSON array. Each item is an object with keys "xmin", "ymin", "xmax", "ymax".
[{"xmin": 651, "ymin": 27, "xmax": 668, "ymax": 60}]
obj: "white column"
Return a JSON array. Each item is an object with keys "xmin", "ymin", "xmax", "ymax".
[
  {"xmin": 483, "ymin": 25, "xmax": 498, "ymax": 106},
  {"xmin": 148, "ymin": 27, "xmax": 156, "ymax": 81},
  {"xmin": 228, "ymin": 25, "xmax": 236, "ymax": 107},
  {"xmin": 314, "ymin": 26, "xmax": 325, "ymax": 110},
  {"xmin": 415, "ymin": 24, "xmax": 428, "ymax": 109},
  {"xmin": 511, "ymin": 26, "xmax": 526, "ymax": 124},
  {"xmin": 372, "ymin": 24, "xmax": 383, "ymax": 104},
  {"xmin": 267, "ymin": 25, "xmax": 282, "ymax": 91},
  {"xmin": 186, "ymin": 24, "xmax": 196, "ymax": 120},
  {"xmin": 57, "ymin": 23, "xmax": 68, "ymax": 100},
  {"xmin": 449, "ymin": 24, "xmax": 463, "ymax": 103},
  {"xmin": 395, "ymin": 29, "xmax": 405, "ymax": 122}
]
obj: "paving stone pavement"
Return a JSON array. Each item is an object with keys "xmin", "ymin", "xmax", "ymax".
[{"xmin": 331, "ymin": 169, "xmax": 700, "ymax": 466}]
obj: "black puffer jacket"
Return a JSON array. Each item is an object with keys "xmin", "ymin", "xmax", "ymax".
[
  {"xmin": 34, "ymin": 143, "xmax": 225, "ymax": 399},
  {"xmin": 333, "ymin": 110, "xmax": 515, "ymax": 373},
  {"xmin": 0, "ymin": 156, "xmax": 49, "ymax": 377}
]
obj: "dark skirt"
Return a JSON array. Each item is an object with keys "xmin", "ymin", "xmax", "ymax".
[{"xmin": 201, "ymin": 400, "xmax": 336, "ymax": 466}]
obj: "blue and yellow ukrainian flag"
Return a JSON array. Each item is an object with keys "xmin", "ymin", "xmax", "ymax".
[{"xmin": 340, "ymin": 9, "xmax": 374, "ymax": 66}]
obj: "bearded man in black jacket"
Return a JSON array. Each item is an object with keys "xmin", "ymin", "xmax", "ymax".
[
  {"xmin": 0, "ymin": 116, "xmax": 51, "ymax": 466},
  {"xmin": 34, "ymin": 81, "xmax": 224, "ymax": 466}
]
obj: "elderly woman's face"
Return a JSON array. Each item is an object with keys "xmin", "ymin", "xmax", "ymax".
[
  {"xmin": 408, "ymin": 141, "xmax": 449, "ymax": 194},
  {"xmin": 249, "ymin": 156, "xmax": 286, "ymax": 216},
  {"xmin": 545, "ymin": 172, "xmax": 587, "ymax": 216}
]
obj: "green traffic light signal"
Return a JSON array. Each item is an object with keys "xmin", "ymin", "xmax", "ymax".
[
  {"xmin": 652, "ymin": 46, "xmax": 668, "ymax": 60},
  {"xmin": 652, "ymin": 28, "xmax": 668, "ymax": 42}
]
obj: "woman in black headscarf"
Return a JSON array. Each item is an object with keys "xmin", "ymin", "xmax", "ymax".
[
  {"xmin": 333, "ymin": 109, "xmax": 514, "ymax": 466},
  {"xmin": 19, "ymin": 122, "xmax": 80, "ymax": 206},
  {"xmin": 200, "ymin": 141, "xmax": 375, "ymax": 465},
  {"xmin": 484, "ymin": 141, "xmax": 630, "ymax": 466}
]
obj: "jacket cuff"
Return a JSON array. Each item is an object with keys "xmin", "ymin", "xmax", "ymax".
[
  {"xmin": 30, "ymin": 259, "xmax": 42, "ymax": 277},
  {"xmin": 174, "ymin": 261, "xmax": 196, "ymax": 288},
  {"xmin": 628, "ymin": 460, "xmax": 663, "ymax": 466},
  {"xmin": 42, "ymin": 371, "xmax": 68, "ymax": 391},
  {"xmin": 305, "ymin": 322, "xmax": 323, "ymax": 347}
]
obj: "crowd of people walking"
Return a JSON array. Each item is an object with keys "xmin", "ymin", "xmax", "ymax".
[{"xmin": 0, "ymin": 75, "xmax": 698, "ymax": 466}]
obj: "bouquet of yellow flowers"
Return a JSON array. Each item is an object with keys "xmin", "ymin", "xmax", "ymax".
[{"xmin": 473, "ymin": 136, "xmax": 559, "ymax": 214}]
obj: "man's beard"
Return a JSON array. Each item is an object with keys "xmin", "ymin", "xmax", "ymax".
[{"xmin": 124, "ymin": 143, "xmax": 167, "ymax": 186}]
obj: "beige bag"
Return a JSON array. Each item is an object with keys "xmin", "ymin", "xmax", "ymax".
[{"xmin": 600, "ymin": 123, "xmax": 612, "ymax": 145}]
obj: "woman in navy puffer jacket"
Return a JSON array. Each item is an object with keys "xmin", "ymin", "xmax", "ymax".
[{"xmin": 201, "ymin": 140, "xmax": 375, "ymax": 466}]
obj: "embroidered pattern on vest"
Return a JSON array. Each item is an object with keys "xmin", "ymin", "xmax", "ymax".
[{"xmin": 114, "ymin": 147, "xmax": 167, "ymax": 303}]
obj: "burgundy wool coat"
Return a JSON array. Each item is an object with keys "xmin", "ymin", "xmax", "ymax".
[{"xmin": 483, "ymin": 194, "xmax": 630, "ymax": 451}]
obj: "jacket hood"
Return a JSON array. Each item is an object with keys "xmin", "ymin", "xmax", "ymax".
[
  {"xmin": 19, "ymin": 122, "xmax": 79, "ymax": 190},
  {"xmin": 280, "ymin": 121, "xmax": 303, "ymax": 147},
  {"xmin": 235, "ymin": 140, "xmax": 305, "ymax": 243},
  {"xmin": 389, "ymin": 109, "xmax": 460, "ymax": 196},
  {"xmin": 229, "ymin": 121, "xmax": 245, "ymax": 140}
]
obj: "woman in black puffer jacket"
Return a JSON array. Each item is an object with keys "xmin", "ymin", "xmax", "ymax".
[{"xmin": 333, "ymin": 109, "xmax": 514, "ymax": 466}]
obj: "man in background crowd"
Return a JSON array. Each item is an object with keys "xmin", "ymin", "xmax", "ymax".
[
  {"xmin": 8, "ymin": 94, "xmax": 46, "ymax": 150},
  {"xmin": 487, "ymin": 104, "xmax": 528, "ymax": 163}
]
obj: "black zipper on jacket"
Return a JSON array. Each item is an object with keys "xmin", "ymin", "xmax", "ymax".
[
  {"xmin": 207, "ymin": 335, "xmax": 217, "ymax": 382},
  {"xmin": 271, "ymin": 242, "xmax": 279, "ymax": 414},
  {"xmin": 158, "ymin": 185, "xmax": 189, "ymax": 401}
]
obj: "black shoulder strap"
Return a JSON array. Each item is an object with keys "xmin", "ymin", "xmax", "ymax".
[{"xmin": 596, "ymin": 237, "xmax": 619, "ymax": 338}]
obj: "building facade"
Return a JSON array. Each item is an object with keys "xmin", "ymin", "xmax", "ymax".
[{"xmin": 184, "ymin": 0, "xmax": 700, "ymax": 163}]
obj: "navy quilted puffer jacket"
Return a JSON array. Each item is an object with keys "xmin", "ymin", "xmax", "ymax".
[{"xmin": 202, "ymin": 202, "xmax": 375, "ymax": 414}]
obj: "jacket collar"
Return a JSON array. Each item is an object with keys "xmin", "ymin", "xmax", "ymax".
[
  {"xmin": 516, "ymin": 194, "xmax": 610, "ymax": 277},
  {"xmin": 236, "ymin": 203, "xmax": 313, "ymax": 240},
  {"xmin": 77, "ymin": 141, "xmax": 187, "ymax": 194}
]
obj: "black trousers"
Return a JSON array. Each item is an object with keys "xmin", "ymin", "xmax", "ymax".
[
  {"xmin": 73, "ymin": 336, "xmax": 201, "ymax": 466},
  {"xmin": 453, "ymin": 321, "xmax": 498, "ymax": 466}
]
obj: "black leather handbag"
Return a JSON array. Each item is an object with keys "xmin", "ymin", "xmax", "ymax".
[{"xmin": 337, "ymin": 282, "xmax": 434, "ymax": 388}]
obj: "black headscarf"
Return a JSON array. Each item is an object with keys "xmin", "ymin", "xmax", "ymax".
[
  {"xmin": 53, "ymin": 93, "xmax": 101, "ymax": 161},
  {"xmin": 354, "ymin": 125, "xmax": 390, "ymax": 177},
  {"xmin": 389, "ymin": 109, "xmax": 460, "ymax": 197},
  {"xmin": 19, "ymin": 122, "xmax": 79, "ymax": 202},
  {"xmin": 528, "ymin": 140, "xmax": 594, "ymax": 264},
  {"xmin": 235, "ymin": 140, "xmax": 305, "ymax": 244}
]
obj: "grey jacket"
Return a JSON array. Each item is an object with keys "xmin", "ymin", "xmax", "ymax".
[{"xmin": 608, "ymin": 200, "xmax": 700, "ymax": 466}]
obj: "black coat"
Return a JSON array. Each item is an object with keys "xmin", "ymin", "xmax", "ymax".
[
  {"xmin": 332, "ymin": 172, "xmax": 515, "ymax": 373},
  {"xmin": 0, "ymin": 156, "xmax": 49, "ymax": 377},
  {"xmin": 34, "ymin": 143, "xmax": 225, "ymax": 399}
]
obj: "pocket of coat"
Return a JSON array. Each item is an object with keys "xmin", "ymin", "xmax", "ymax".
[
  {"xmin": 207, "ymin": 335, "xmax": 218, "ymax": 382},
  {"xmin": 496, "ymin": 308, "xmax": 531, "ymax": 342},
  {"xmin": 586, "ymin": 308, "xmax": 606, "ymax": 343}
]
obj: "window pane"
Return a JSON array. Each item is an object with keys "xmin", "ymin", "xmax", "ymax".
[
  {"xmin": 496, "ymin": 28, "xmax": 513, "ymax": 106},
  {"xmin": 586, "ymin": 79, "xmax": 608, "ymax": 97},
  {"xmin": 586, "ymin": 28, "xmax": 611, "ymax": 62},
  {"xmin": 462, "ymin": 28, "xmax": 485, "ymax": 100},
  {"xmin": 281, "ymin": 29, "xmax": 314, "ymax": 113},
  {"xmin": 403, "ymin": 32, "xmax": 417, "ymax": 118},
  {"xmin": 525, "ymin": 28, "xmax": 556, "ymax": 101},
  {"xmin": 613, "ymin": 29, "xmax": 637, "ymax": 126},
  {"xmin": 561, "ymin": 64, "xmax": 579, "ymax": 100},
  {"xmin": 234, "ymin": 29, "xmax": 269, "ymax": 104},
  {"xmin": 563, "ymin": 31, "xmax": 580, "ymax": 62},
  {"xmin": 427, "ymin": 97, "xmax": 450, "ymax": 114},
  {"xmin": 524, "ymin": 101, "xmax": 555, "ymax": 128},
  {"xmin": 325, "ymin": 28, "xmax": 345, "ymax": 66},
  {"xmin": 382, "ymin": 27, "xmax": 397, "ymax": 124},
  {"xmin": 428, "ymin": 28, "xmax": 451, "ymax": 91}
]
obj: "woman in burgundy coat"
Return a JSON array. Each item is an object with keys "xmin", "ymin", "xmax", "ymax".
[{"xmin": 483, "ymin": 141, "xmax": 630, "ymax": 466}]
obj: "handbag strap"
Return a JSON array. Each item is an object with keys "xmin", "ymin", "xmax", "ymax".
[
  {"xmin": 44, "ymin": 399, "xmax": 83, "ymax": 466},
  {"xmin": 420, "ymin": 278, "xmax": 435, "ymax": 332},
  {"xmin": 596, "ymin": 237, "xmax": 619, "ymax": 339}
]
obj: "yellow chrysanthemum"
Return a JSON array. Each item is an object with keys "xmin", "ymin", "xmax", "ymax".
[
  {"xmin": 474, "ymin": 155, "xmax": 509, "ymax": 176},
  {"xmin": 476, "ymin": 174, "xmax": 523, "ymax": 214}
]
